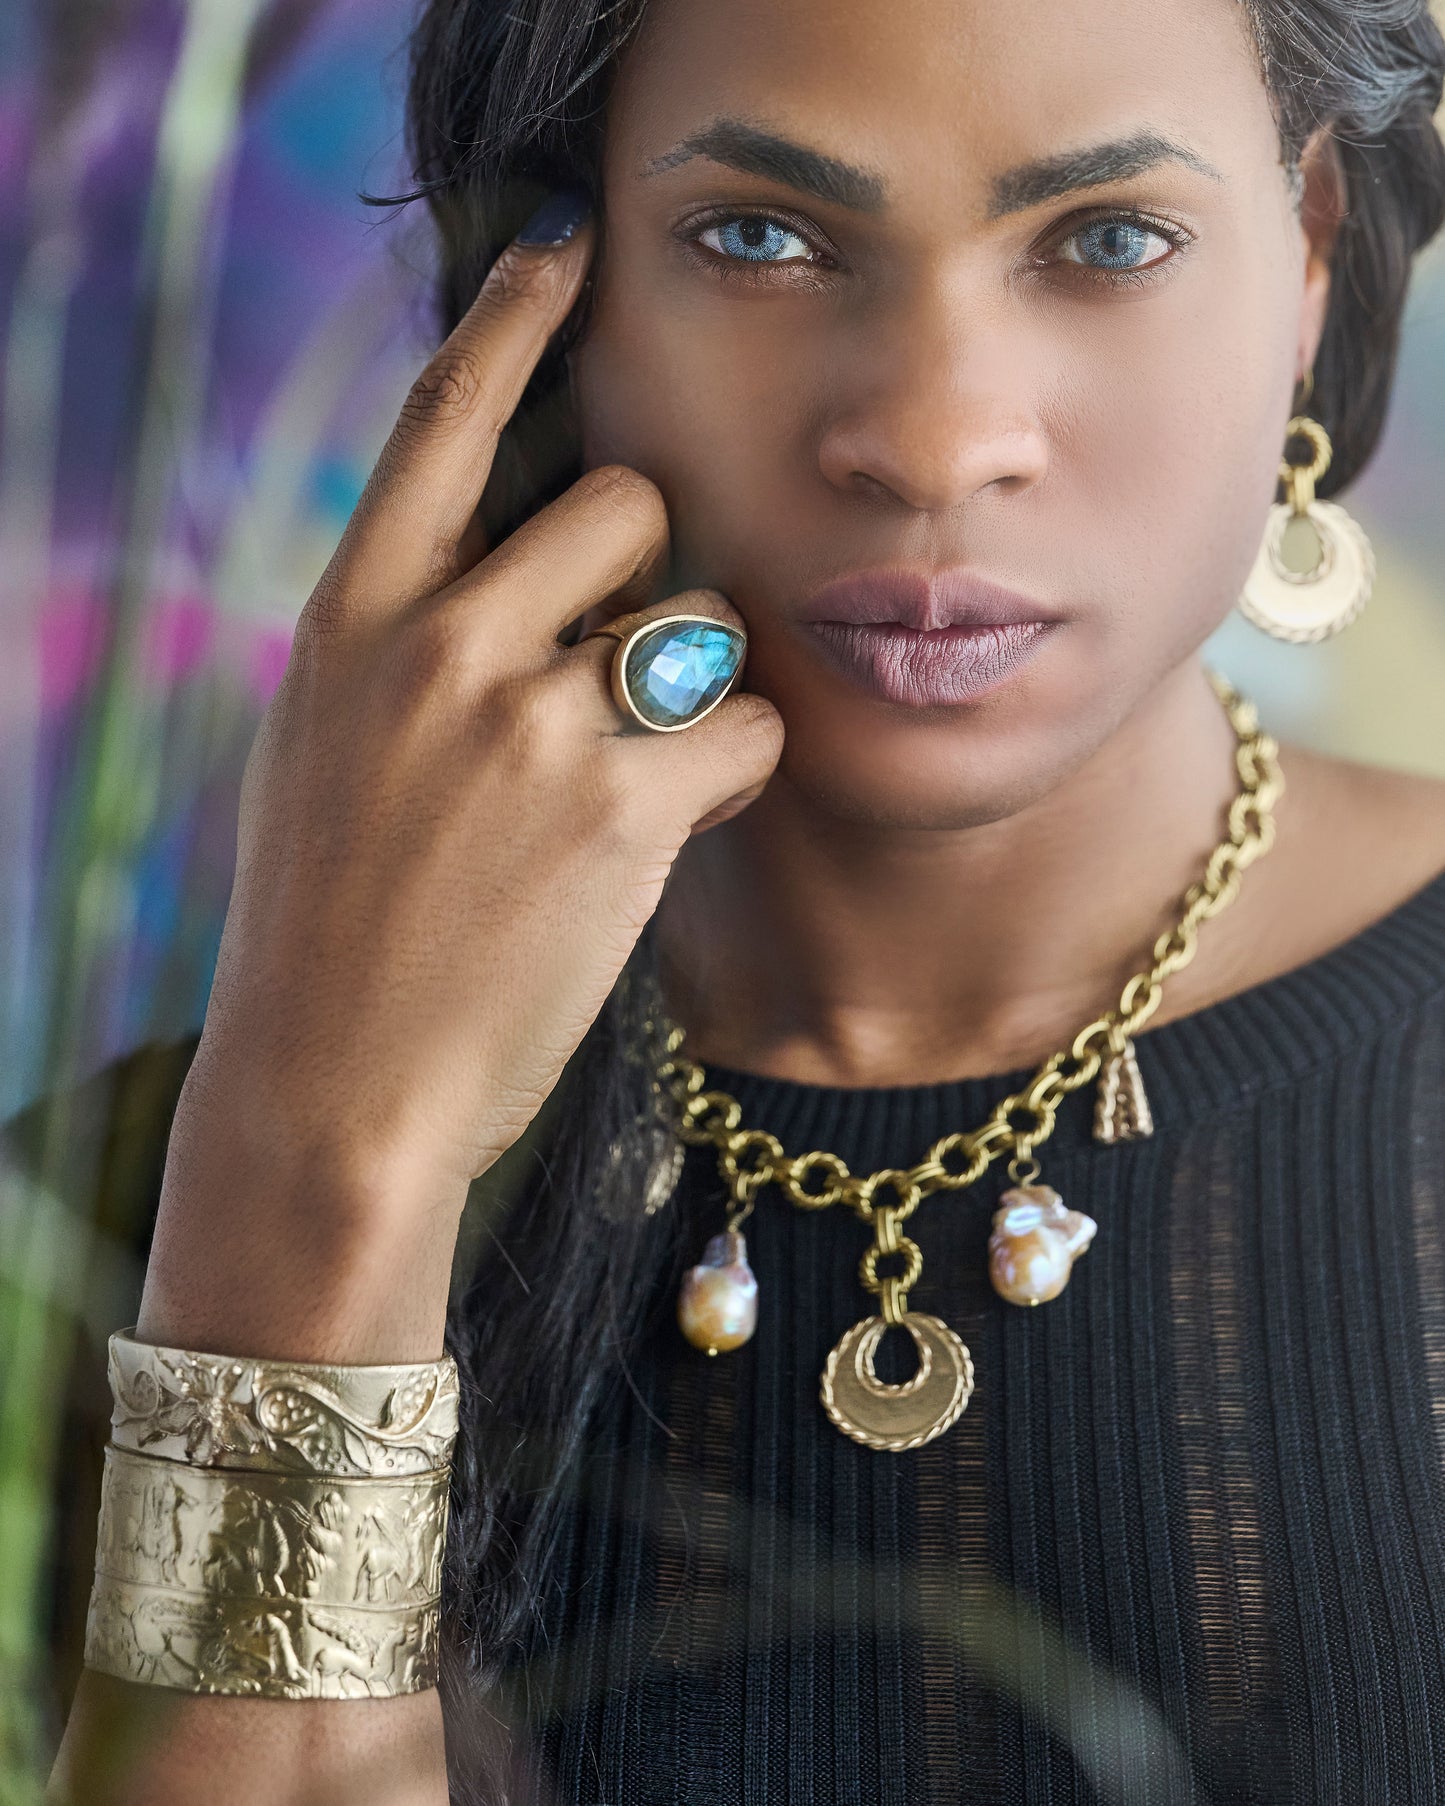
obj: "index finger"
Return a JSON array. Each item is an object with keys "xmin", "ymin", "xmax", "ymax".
[{"xmin": 323, "ymin": 186, "xmax": 596, "ymax": 624}]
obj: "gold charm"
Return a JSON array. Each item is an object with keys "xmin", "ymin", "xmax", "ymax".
[
  {"xmin": 677, "ymin": 1229, "xmax": 758, "ymax": 1355},
  {"xmin": 988, "ymin": 1184, "xmax": 1097, "ymax": 1306},
  {"xmin": 820, "ymin": 1313, "xmax": 975, "ymax": 1452},
  {"xmin": 596, "ymin": 1121, "xmax": 685, "ymax": 1222},
  {"xmin": 644, "ymin": 1137, "xmax": 686, "ymax": 1215},
  {"xmin": 1093, "ymin": 1036, "xmax": 1154, "ymax": 1143},
  {"xmin": 1237, "ymin": 413, "xmax": 1373, "ymax": 643}
]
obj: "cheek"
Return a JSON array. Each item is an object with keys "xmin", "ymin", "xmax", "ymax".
[
  {"xmin": 1050, "ymin": 244, "xmax": 1298, "ymax": 644},
  {"xmin": 572, "ymin": 257, "xmax": 762, "ymax": 498},
  {"xmin": 570, "ymin": 245, "xmax": 817, "ymax": 589}
]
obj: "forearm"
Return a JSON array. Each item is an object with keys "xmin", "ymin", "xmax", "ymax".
[
  {"xmin": 50, "ymin": 1077, "xmax": 463, "ymax": 1805},
  {"xmin": 48, "ymin": 1674, "xmax": 447, "ymax": 1806},
  {"xmin": 134, "ymin": 1053, "xmax": 467, "ymax": 1363}
]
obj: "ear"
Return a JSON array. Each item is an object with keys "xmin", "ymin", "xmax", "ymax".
[{"xmin": 1294, "ymin": 123, "xmax": 1348, "ymax": 386}]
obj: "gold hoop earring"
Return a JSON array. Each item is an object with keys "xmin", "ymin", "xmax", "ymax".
[{"xmin": 1237, "ymin": 406, "xmax": 1374, "ymax": 643}]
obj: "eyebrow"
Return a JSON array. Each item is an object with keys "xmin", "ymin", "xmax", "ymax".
[
  {"xmin": 639, "ymin": 118, "xmax": 1222, "ymax": 217},
  {"xmin": 640, "ymin": 118, "xmax": 887, "ymax": 211},
  {"xmin": 986, "ymin": 129, "xmax": 1224, "ymax": 216}
]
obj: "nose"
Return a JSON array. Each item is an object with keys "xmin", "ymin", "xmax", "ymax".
[{"xmin": 815, "ymin": 297, "xmax": 1050, "ymax": 512}]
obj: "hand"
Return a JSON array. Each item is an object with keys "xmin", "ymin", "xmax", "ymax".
[{"xmin": 157, "ymin": 202, "xmax": 782, "ymax": 1342}]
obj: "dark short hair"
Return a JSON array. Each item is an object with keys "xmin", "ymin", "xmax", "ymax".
[{"xmin": 1241, "ymin": 0, "xmax": 1445, "ymax": 491}]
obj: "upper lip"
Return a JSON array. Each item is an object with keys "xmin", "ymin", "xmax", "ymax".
[{"xmin": 798, "ymin": 566, "xmax": 1059, "ymax": 632}]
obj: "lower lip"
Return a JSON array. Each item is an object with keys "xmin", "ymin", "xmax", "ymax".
[{"xmin": 806, "ymin": 619, "xmax": 1055, "ymax": 707}]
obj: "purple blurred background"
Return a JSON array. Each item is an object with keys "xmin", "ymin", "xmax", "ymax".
[{"xmin": 0, "ymin": 0, "xmax": 432, "ymax": 1125}]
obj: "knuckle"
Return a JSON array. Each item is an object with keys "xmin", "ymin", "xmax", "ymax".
[
  {"xmin": 731, "ymin": 691, "xmax": 786, "ymax": 745},
  {"xmin": 398, "ymin": 354, "xmax": 488, "ymax": 439},
  {"xmin": 713, "ymin": 689, "xmax": 781, "ymax": 739},
  {"xmin": 580, "ymin": 762, "xmax": 652, "ymax": 855},
  {"xmin": 485, "ymin": 677, "xmax": 638, "ymax": 829},
  {"xmin": 480, "ymin": 241, "xmax": 576, "ymax": 313},
  {"xmin": 690, "ymin": 694, "xmax": 785, "ymax": 780},
  {"xmin": 487, "ymin": 671, "xmax": 565, "ymax": 762},
  {"xmin": 574, "ymin": 462, "xmax": 668, "ymax": 529},
  {"xmin": 296, "ymin": 582, "xmax": 347, "ymax": 649},
  {"xmin": 589, "ymin": 750, "xmax": 640, "ymax": 824},
  {"xmin": 393, "ymin": 607, "xmax": 480, "ymax": 707},
  {"xmin": 690, "ymin": 587, "xmax": 747, "ymax": 632}
]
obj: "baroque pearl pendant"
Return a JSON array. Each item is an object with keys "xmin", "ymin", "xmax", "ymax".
[
  {"xmin": 988, "ymin": 1184, "xmax": 1097, "ymax": 1306},
  {"xmin": 677, "ymin": 1230, "xmax": 759, "ymax": 1355}
]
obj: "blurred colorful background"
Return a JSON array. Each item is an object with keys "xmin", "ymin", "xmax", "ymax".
[{"xmin": 2, "ymin": 0, "xmax": 1444, "ymax": 1794}]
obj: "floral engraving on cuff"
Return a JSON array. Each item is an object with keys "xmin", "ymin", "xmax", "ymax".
[{"xmin": 108, "ymin": 1333, "xmax": 459, "ymax": 1477}]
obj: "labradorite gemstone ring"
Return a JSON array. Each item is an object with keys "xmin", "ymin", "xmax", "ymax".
[{"xmin": 586, "ymin": 611, "xmax": 747, "ymax": 732}]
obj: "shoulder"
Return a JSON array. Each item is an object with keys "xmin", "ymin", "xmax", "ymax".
[{"xmin": 1280, "ymin": 740, "xmax": 1445, "ymax": 822}]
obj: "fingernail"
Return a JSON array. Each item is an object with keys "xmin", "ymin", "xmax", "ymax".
[{"xmin": 516, "ymin": 184, "xmax": 593, "ymax": 246}]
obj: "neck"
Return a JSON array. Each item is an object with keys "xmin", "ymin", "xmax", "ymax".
[{"xmin": 656, "ymin": 656, "xmax": 1258, "ymax": 1086}]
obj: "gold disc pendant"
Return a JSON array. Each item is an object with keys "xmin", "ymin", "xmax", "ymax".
[{"xmin": 819, "ymin": 1312, "xmax": 975, "ymax": 1452}]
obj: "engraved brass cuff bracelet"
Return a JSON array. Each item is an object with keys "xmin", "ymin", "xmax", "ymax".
[{"xmin": 84, "ymin": 1331, "xmax": 458, "ymax": 1699}]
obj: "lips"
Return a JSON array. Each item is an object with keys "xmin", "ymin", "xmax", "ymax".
[
  {"xmin": 798, "ymin": 566, "xmax": 1057, "ymax": 631},
  {"xmin": 798, "ymin": 566, "xmax": 1060, "ymax": 707}
]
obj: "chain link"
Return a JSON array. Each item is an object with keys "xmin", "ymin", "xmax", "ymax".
[{"xmin": 658, "ymin": 670, "xmax": 1281, "ymax": 1320}]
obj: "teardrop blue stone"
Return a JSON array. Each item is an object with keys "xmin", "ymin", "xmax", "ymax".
[{"xmin": 623, "ymin": 620, "xmax": 745, "ymax": 729}]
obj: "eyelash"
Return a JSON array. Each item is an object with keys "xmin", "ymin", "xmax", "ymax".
[
  {"xmin": 676, "ymin": 205, "xmax": 1193, "ymax": 290},
  {"xmin": 678, "ymin": 209, "xmax": 835, "ymax": 289}
]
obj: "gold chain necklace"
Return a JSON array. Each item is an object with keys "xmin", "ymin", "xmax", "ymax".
[{"xmin": 652, "ymin": 668, "xmax": 1283, "ymax": 1452}]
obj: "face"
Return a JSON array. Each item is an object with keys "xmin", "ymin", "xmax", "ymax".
[{"xmin": 569, "ymin": 0, "xmax": 1335, "ymax": 828}]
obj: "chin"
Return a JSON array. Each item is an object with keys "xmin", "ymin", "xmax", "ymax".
[
  {"xmin": 745, "ymin": 624, "xmax": 1121, "ymax": 831},
  {"xmin": 768, "ymin": 720, "xmax": 1090, "ymax": 830}
]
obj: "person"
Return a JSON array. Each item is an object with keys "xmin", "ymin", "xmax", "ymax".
[{"xmin": 31, "ymin": 0, "xmax": 1445, "ymax": 1799}]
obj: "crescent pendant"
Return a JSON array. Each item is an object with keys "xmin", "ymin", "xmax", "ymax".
[{"xmin": 820, "ymin": 1313, "xmax": 975, "ymax": 1452}]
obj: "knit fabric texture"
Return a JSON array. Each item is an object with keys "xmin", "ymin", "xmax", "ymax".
[
  {"xmin": 14, "ymin": 864, "xmax": 1445, "ymax": 1803},
  {"xmin": 489, "ymin": 864, "xmax": 1445, "ymax": 1805}
]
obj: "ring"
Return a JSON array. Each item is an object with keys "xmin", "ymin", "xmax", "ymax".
[{"xmin": 584, "ymin": 611, "xmax": 747, "ymax": 733}]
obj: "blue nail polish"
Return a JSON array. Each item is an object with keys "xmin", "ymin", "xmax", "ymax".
[{"xmin": 516, "ymin": 184, "xmax": 593, "ymax": 246}]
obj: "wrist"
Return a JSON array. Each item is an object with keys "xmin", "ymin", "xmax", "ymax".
[{"xmin": 137, "ymin": 1074, "xmax": 466, "ymax": 1364}]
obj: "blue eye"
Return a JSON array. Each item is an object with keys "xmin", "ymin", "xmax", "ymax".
[
  {"xmin": 696, "ymin": 214, "xmax": 813, "ymax": 264},
  {"xmin": 1058, "ymin": 217, "xmax": 1174, "ymax": 272}
]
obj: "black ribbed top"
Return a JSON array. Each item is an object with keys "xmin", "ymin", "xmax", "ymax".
[{"xmin": 498, "ymin": 864, "xmax": 1445, "ymax": 1806}]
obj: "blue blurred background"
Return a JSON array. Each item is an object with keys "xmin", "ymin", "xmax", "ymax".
[{"xmin": 1, "ymin": 1, "xmax": 1443, "ymax": 1791}]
